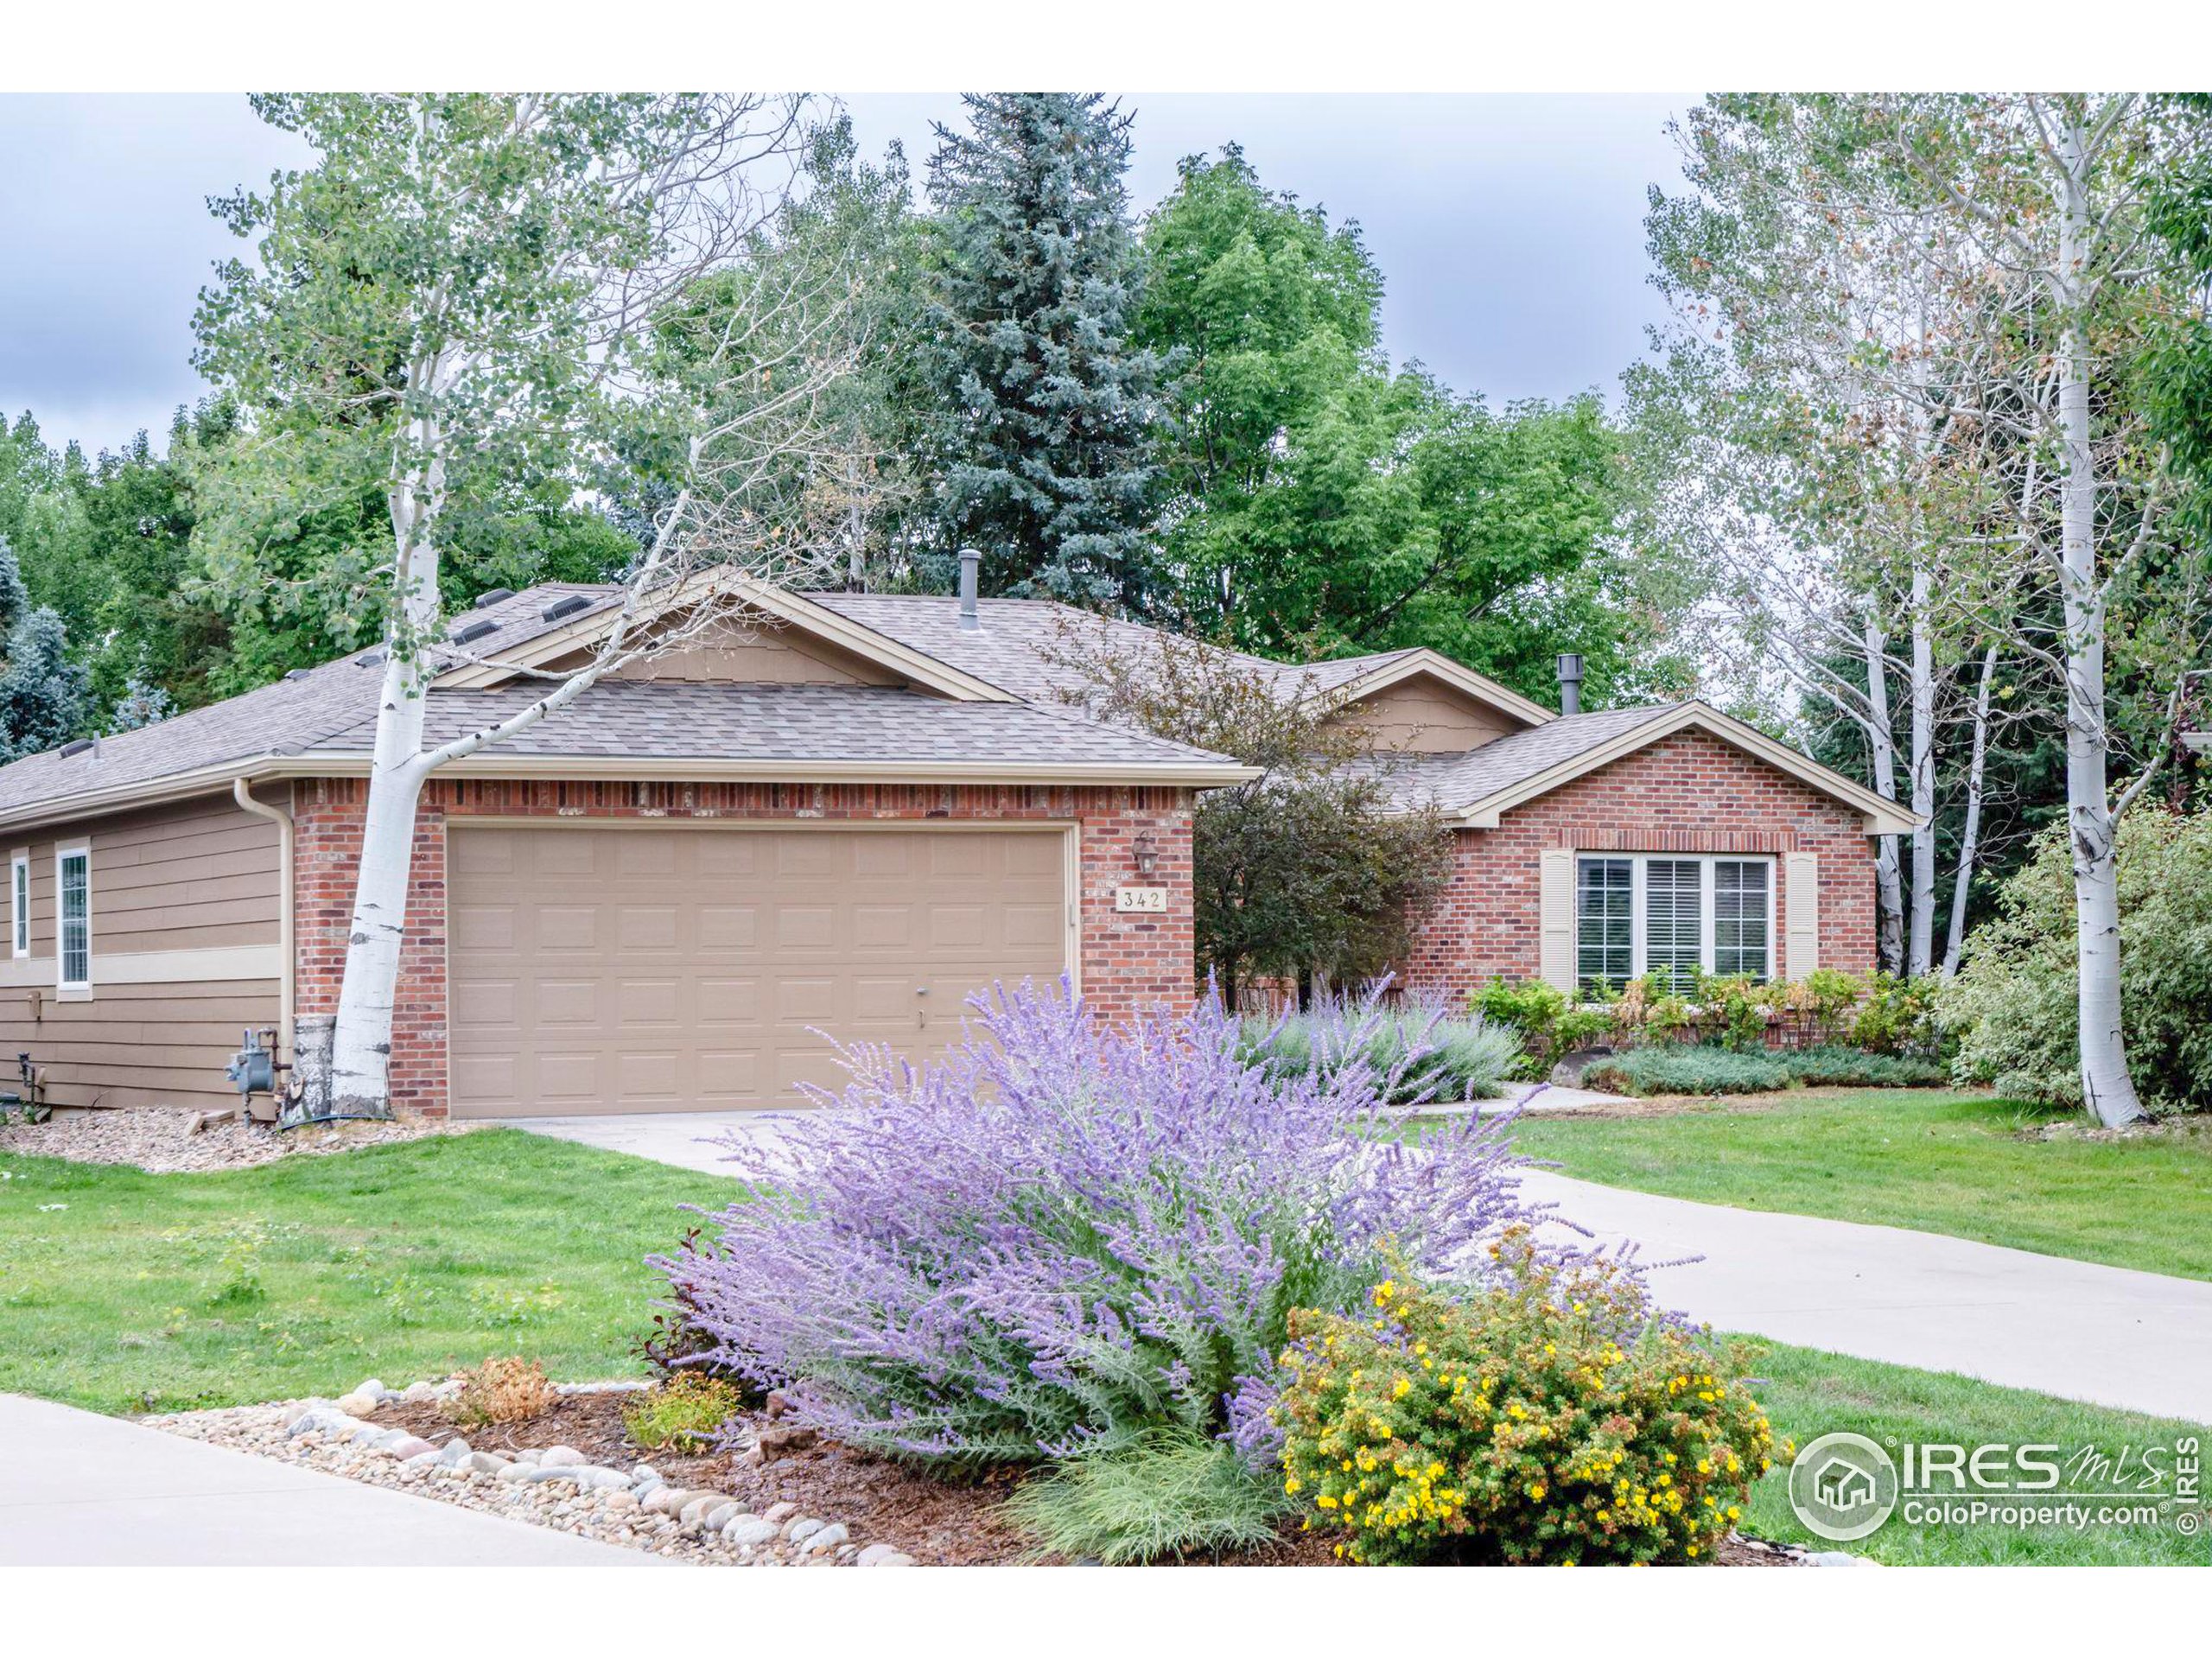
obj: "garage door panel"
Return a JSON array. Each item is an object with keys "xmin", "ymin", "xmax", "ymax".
[
  {"xmin": 851, "ymin": 976, "xmax": 919, "ymax": 1023},
  {"xmin": 697, "ymin": 906, "xmax": 759, "ymax": 952},
  {"xmin": 534, "ymin": 979, "xmax": 601, "ymax": 1027},
  {"xmin": 533, "ymin": 835, "xmax": 599, "ymax": 877},
  {"xmin": 617, "ymin": 906, "xmax": 680, "ymax": 952},
  {"xmin": 697, "ymin": 1049, "xmax": 762, "ymax": 1098},
  {"xmin": 534, "ymin": 1053, "xmax": 605, "ymax": 1099},
  {"xmin": 616, "ymin": 978, "xmax": 684, "ymax": 1027},
  {"xmin": 696, "ymin": 976, "xmax": 762, "ymax": 1025},
  {"xmin": 851, "ymin": 905, "xmax": 911, "ymax": 948},
  {"xmin": 774, "ymin": 906, "xmax": 836, "ymax": 950},
  {"xmin": 453, "ymin": 905, "xmax": 517, "ymax": 951},
  {"xmin": 450, "ymin": 826, "xmax": 1067, "ymax": 1117},
  {"xmin": 1002, "ymin": 902, "xmax": 1061, "ymax": 950},
  {"xmin": 453, "ymin": 979, "xmax": 518, "ymax": 1027},
  {"xmin": 537, "ymin": 906, "xmax": 600, "ymax": 950},
  {"xmin": 616, "ymin": 1052, "xmax": 681, "ymax": 1099},
  {"xmin": 614, "ymin": 836, "xmax": 678, "ymax": 878},
  {"xmin": 776, "ymin": 976, "xmax": 837, "ymax": 1024}
]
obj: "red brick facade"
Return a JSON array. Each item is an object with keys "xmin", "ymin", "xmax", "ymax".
[
  {"xmin": 1402, "ymin": 728, "xmax": 1877, "ymax": 999},
  {"xmin": 289, "ymin": 776, "xmax": 1195, "ymax": 1115}
]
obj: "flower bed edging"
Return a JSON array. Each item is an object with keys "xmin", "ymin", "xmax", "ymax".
[{"xmin": 149, "ymin": 1376, "xmax": 916, "ymax": 1567}]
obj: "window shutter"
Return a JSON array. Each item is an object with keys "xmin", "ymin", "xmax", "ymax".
[
  {"xmin": 1784, "ymin": 850, "xmax": 1820, "ymax": 980},
  {"xmin": 1540, "ymin": 849, "xmax": 1576, "ymax": 992}
]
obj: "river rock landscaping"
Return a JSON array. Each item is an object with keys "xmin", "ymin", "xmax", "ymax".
[{"xmin": 151, "ymin": 1376, "xmax": 925, "ymax": 1567}]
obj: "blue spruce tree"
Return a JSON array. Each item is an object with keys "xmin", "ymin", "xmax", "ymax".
[
  {"xmin": 0, "ymin": 605, "xmax": 91, "ymax": 762},
  {"xmin": 923, "ymin": 94, "xmax": 1162, "ymax": 610}
]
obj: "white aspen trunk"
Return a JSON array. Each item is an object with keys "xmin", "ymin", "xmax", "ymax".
[
  {"xmin": 322, "ymin": 404, "xmax": 448, "ymax": 1119},
  {"xmin": 2052, "ymin": 121, "xmax": 2143, "ymax": 1128},
  {"xmin": 1862, "ymin": 612, "xmax": 1906, "ymax": 976},
  {"xmin": 1906, "ymin": 570, "xmax": 1937, "ymax": 977},
  {"xmin": 1941, "ymin": 643, "xmax": 1998, "ymax": 979}
]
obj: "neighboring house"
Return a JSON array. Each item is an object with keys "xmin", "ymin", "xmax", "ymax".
[{"xmin": 0, "ymin": 568, "xmax": 1909, "ymax": 1117}]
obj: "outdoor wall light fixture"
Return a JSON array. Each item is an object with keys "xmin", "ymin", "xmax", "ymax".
[{"xmin": 1131, "ymin": 831, "xmax": 1159, "ymax": 879}]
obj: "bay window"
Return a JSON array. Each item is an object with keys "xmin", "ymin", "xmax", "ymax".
[{"xmin": 1574, "ymin": 854, "xmax": 1773, "ymax": 992}]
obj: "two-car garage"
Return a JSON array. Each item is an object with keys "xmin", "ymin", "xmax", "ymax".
[{"xmin": 446, "ymin": 823, "xmax": 1072, "ymax": 1117}]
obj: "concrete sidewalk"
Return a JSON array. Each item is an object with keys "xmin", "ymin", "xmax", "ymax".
[
  {"xmin": 515, "ymin": 1108, "xmax": 2212, "ymax": 1427},
  {"xmin": 1521, "ymin": 1169, "xmax": 2212, "ymax": 1426},
  {"xmin": 0, "ymin": 1394, "xmax": 660, "ymax": 1567}
]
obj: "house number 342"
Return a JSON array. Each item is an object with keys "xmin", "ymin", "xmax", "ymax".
[{"xmin": 1114, "ymin": 886, "xmax": 1170, "ymax": 914}]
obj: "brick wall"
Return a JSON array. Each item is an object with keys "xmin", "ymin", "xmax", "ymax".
[
  {"xmin": 1402, "ymin": 728, "xmax": 1877, "ymax": 998},
  {"xmin": 290, "ymin": 776, "xmax": 1195, "ymax": 1114}
]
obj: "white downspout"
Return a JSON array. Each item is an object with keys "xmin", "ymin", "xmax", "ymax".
[{"xmin": 233, "ymin": 778, "xmax": 296, "ymax": 1055}]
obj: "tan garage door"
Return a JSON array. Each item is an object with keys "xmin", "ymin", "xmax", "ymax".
[{"xmin": 448, "ymin": 824, "xmax": 1069, "ymax": 1117}]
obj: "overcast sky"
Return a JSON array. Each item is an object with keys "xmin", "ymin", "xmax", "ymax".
[{"xmin": 0, "ymin": 92, "xmax": 1695, "ymax": 455}]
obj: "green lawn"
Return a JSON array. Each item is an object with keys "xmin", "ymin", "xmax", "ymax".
[
  {"xmin": 1506, "ymin": 1089, "xmax": 2212, "ymax": 1281},
  {"xmin": 4, "ymin": 1124, "xmax": 2202, "ymax": 1565},
  {"xmin": 0, "ymin": 1129, "xmax": 741, "ymax": 1414},
  {"xmin": 1743, "ymin": 1339, "xmax": 2207, "ymax": 1566}
]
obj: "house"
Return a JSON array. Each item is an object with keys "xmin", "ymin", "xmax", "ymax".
[{"xmin": 0, "ymin": 561, "xmax": 1909, "ymax": 1117}]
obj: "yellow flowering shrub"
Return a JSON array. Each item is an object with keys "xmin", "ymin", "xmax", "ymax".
[{"xmin": 1271, "ymin": 1229, "xmax": 1777, "ymax": 1565}]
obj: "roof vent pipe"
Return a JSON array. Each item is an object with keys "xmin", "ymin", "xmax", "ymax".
[
  {"xmin": 957, "ymin": 547, "xmax": 982, "ymax": 632},
  {"xmin": 1556, "ymin": 652, "xmax": 1584, "ymax": 716}
]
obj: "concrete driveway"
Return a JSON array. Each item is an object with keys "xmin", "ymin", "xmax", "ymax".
[
  {"xmin": 1520, "ymin": 1170, "xmax": 2212, "ymax": 1426},
  {"xmin": 518, "ymin": 1108, "xmax": 2212, "ymax": 1427},
  {"xmin": 0, "ymin": 1394, "xmax": 659, "ymax": 1567}
]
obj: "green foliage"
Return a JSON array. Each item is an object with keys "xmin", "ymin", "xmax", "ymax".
[
  {"xmin": 1239, "ymin": 1005, "xmax": 1521, "ymax": 1105},
  {"xmin": 1133, "ymin": 146, "xmax": 1688, "ymax": 706},
  {"xmin": 1943, "ymin": 807, "xmax": 2212, "ymax": 1111},
  {"xmin": 1580, "ymin": 1042, "xmax": 1948, "ymax": 1097},
  {"xmin": 1068, "ymin": 628, "xmax": 1452, "ymax": 1003},
  {"xmin": 1001, "ymin": 1428, "xmax": 1291, "ymax": 1564},
  {"xmin": 620, "ymin": 1372, "xmax": 749, "ymax": 1451},
  {"xmin": 1273, "ymin": 1237, "xmax": 1774, "ymax": 1564},
  {"xmin": 1847, "ymin": 971, "xmax": 1945, "ymax": 1059},
  {"xmin": 916, "ymin": 95, "xmax": 1161, "ymax": 608},
  {"xmin": 1471, "ymin": 978, "xmax": 1618, "ymax": 1077},
  {"xmin": 1582, "ymin": 1045, "xmax": 1795, "ymax": 1096},
  {"xmin": 0, "ymin": 607, "xmax": 90, "ymax": 760},
  {"xmin": 1784, "ymin": 1046, "xmax": 1950, "ymax": 1088}
]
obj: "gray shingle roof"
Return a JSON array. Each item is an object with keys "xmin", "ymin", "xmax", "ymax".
[
  {"xmin": 302, "ymin": 680, "xmax": 1232, "ymax": 768},
  {"xmin": 1357, "ymin": 702, "xmax": 1687, "ymax": 812},
  {"xmin": 805, "ymin": 593, "xmax": 1425, "ymax": 710},
  {"xmin": 0, "ymin": 574, "xmax": 1684, "ymax": 828}
]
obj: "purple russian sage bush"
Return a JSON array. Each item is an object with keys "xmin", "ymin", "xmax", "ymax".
[{"xmin": 655, "ymin": 980, "xmax": 1535, "ymax": 1469}]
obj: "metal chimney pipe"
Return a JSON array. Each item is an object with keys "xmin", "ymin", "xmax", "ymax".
[
  {"xmin": 957, "ymin": 547, "xmax": 982, "ymax": 632},
  {"xmin": 1556, "ymin": 652, "xmax": 1584, "ymax": 716}
]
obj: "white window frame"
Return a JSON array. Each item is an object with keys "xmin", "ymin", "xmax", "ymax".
[
  {"xmin": 55, "ymin": 842, "xmax": 91, "ymax": 994},
  {"xmin": 1575, "ymin": 853, "xmax": 1777, "ymax": 988},
  {"xmin": 9, "ymin": 849, "xmax": 27, "ymax": 958}
]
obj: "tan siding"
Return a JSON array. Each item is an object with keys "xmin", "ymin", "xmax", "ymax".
[
  {"xmin": 0, "ymin": 978, "xmax": 280, "ymax": 1108},
  {"xmin": 1328, "ymin": 678, "xmax": 1516, "ymax": 753},
  {"xmin": 583, "ymin": 620, "xmax": 904, "ymax": 687},
  {"xmin": 3, "ymin": 791, "xmax": 283, "ymax": 1108}
]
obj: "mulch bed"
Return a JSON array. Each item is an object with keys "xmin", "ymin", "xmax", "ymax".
[{"xmin": 375, "ymin": 1389, "xmax": 1792, "ymax": 1567}]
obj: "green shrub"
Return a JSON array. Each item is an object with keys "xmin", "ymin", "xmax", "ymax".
[
  {"xmin": 1001, "ymin": 1428, "xmax": 1292, "ymax": 1564},
  {"xmin": 621, "ymin": 1372, "xmax": 749, "ymax": 1451},
  {"xmin": 1241, "ymin": 1002, "xmax": 1521, "ymax": 1104},
  {"xmin": 1472, "ymin": 978, "xmax": 1620, "ymax": 1077},
  {"xmin": 1849, "ymin": 972, "xmax": 1945, "ymax": 1058},
  {"xmin": 1787, "ymin": 1046, "xmax": 1948, "ymax": 1088},
  {"xmin": 1942, "ymin": 807, "xmax": 2212, "ymax": 1111},
  {"xmin": 1272, "ymin": 1232, "xmax": 1777, "ymax": 1564},
  {"xmin": 1581, "ymin": 1045, "xmax": 1795, "ymax": 1096}
]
